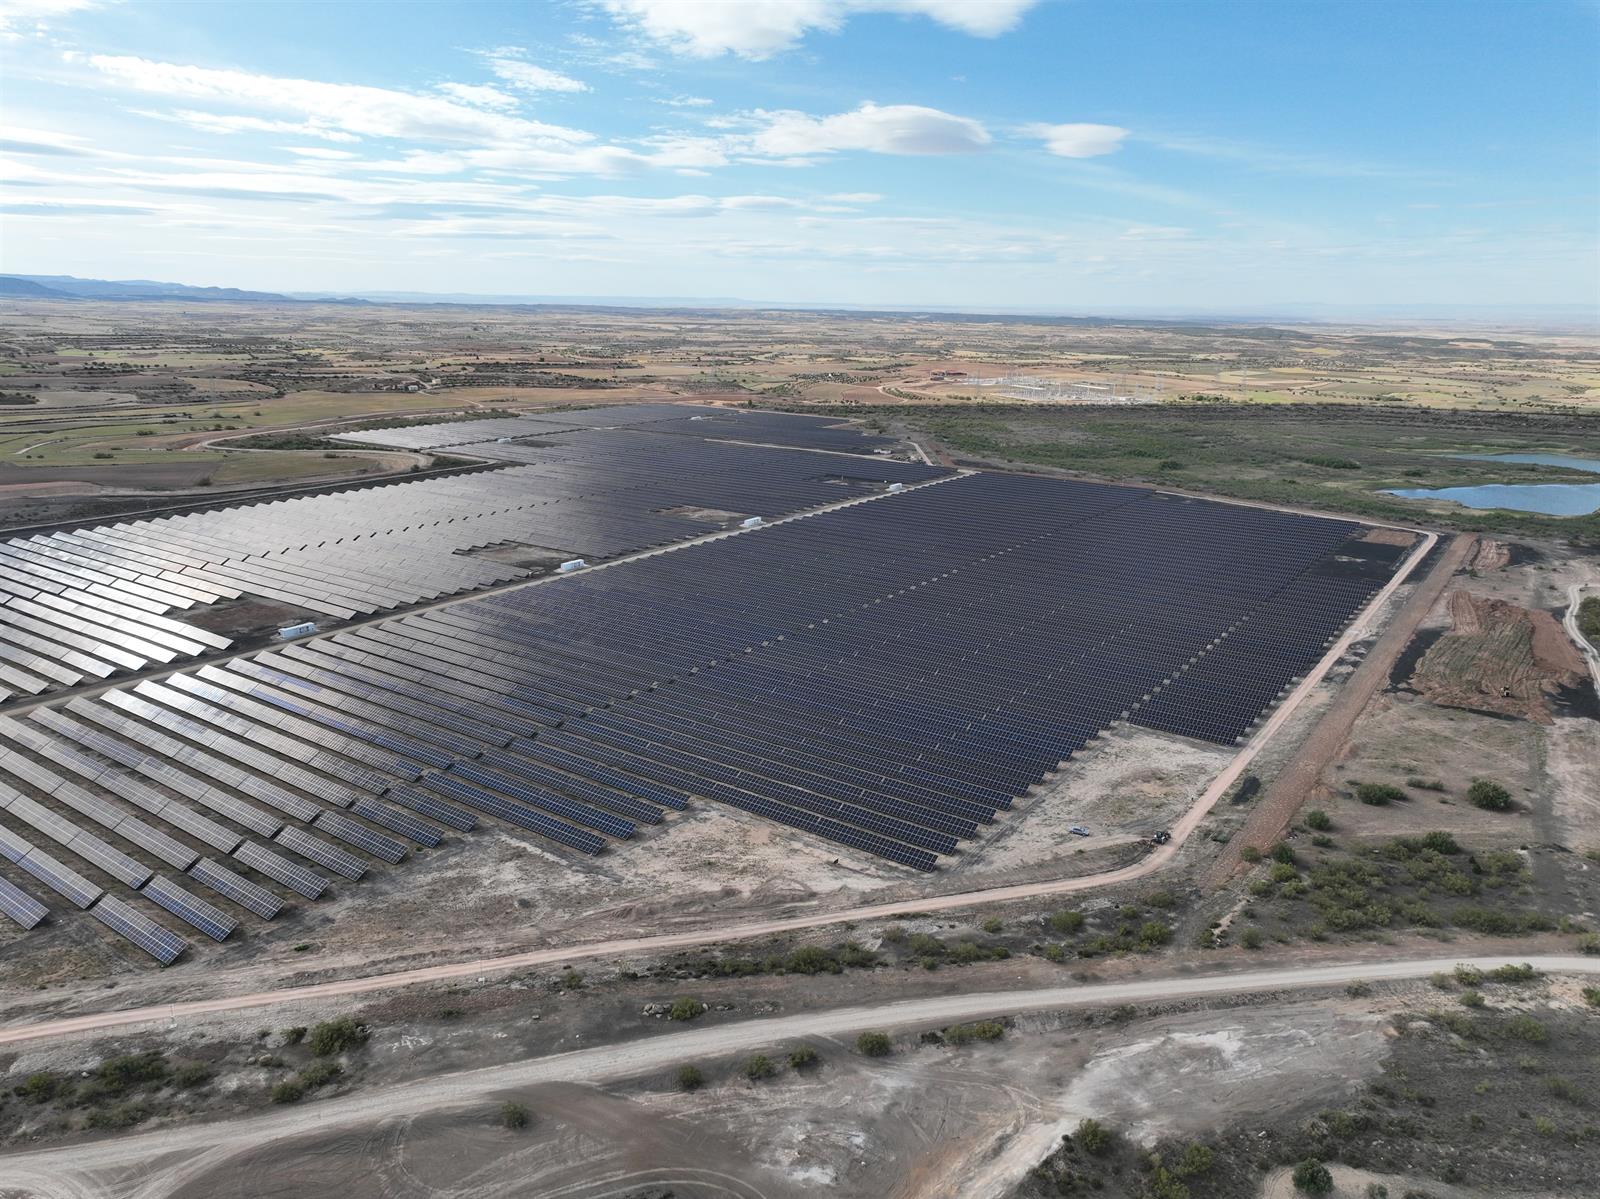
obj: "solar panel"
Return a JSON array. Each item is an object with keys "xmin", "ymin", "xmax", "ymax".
[
  {"xmin": 89, "ymin": 894, "xmax": 187, "ymax": 964},
  {"xmin": 312, "ymin": 811, "xmax": 407, "ymax": 863},
  {"xmin": 0, "ymin": 875, "xmax": 47, "ymax": 929},
  {"xmin": 141, "ymin": 873, "xmax": 238, "ymax": 941},
  {"xmin": 188, "ymin": 856, "xmax": 284, "ymax": 919},
  {"xmin": 233, "ymin": 840, "xmax": 328, "ymax": 899},
  {"xmin": 274, "ymin": 825, "xmax": 368, "ymax": 880}
]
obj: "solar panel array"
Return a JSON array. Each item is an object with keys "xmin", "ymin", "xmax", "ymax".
[
  {"xmin": 332, "ymin": 403, "xmax": 901, "ymax": 455},
  {"xmin": 0, "ymin": 455, "xmax": 1410, "ymax": 964},
  {"xmin": 0, "ymin": 533, "xmax": 234, "ymax": 704}
]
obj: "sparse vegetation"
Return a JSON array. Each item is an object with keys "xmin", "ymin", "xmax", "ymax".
[{"xmin": 856, "ymin": 1031, "xmax": 892, "ymax": 1057}]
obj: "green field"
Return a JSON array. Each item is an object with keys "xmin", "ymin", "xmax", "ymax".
[{"xmin": 887, "ymin": 402, "xmax": 1600, "ymax": 544}]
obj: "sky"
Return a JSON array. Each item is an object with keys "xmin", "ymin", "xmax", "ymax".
[{"xmin": 0, "ymin": 0, "xmax": 1596, "ymax": 313}]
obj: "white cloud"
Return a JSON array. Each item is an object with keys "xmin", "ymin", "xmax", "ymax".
[
  {"xmin": 157, "ymin": 110, "xmax": 362, "ymax": 143},
  {"xmin": 1027, "ymin": 122, "xmax": 1129, "ymax": 159},
  {"xmin": 655, "ymin": 94, "xmax": 714, "ymax": 107},
  {"xmin": 434, "ymin": 82, "xmax": 520, "ymax": 110},
  {"xmin": 598, "ymin": 0, "xmax": 1038, "ymax": 59},
  {"xmin": 85, "ymin": 55, "xmax": 591, "ymax": 145},
  {"xmin": 479, "ymin": 50, "xmax": 588, "ymax": 93},
  {"xmin": 825, "ymin": 191, "xmax": 884, "ymax": 202},
  {"xmin": 0, "ymin": 0, "xmax": 103, "ymax": 32},
  {"xmin": 753, "ymin": 103, "xmax": 989, "ymax": 156}
]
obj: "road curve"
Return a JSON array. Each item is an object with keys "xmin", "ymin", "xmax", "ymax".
[
  {"xmin": 0, "ymin": 954, "xmax": 1595, "ymax": 1199},
  {"xmin": 1563, "ymin": 582, "xmax": 1599, "ymax": 690},
  {"xmin": 0, "ymin": 530, "xmax": 1439, "ymax": 1048}
]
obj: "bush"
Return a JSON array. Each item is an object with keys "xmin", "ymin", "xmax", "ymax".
[
  {"xmin": 944, "ymin": 1021, "xmax": 1005, "ymax": 1045},
  {"xmin": 1504, "ymin": 1015, "xmax": 1549, "ymax": 1044},
  {"xmin": 1356, "ymin": 782, "xmax": 1406, "ymax": 805},
  {"xmin": 1407, "ymin": 777, "xmax": 1446, "ymax": 791},
  {"xmin": 1292, "ymin": 1157, "xmax": 1334, "ymax": 1194},
  {"xmin": 1175, "ymin": 1142, "xmax": 1214, "ymax": 1176},
  {"xmin": 1585, "ymin": 987, "xmax": 1600, "ymax": 1009},
  {"xmin": 1467, "ymin": 778, "xmax": 1513, "ymax": 811},
  {"xmin": 1459, "ymin": 990, "xmax": 1485, "ymax": 1007},
  {"xmin": 1271, "ymin": 842, "xmax": 1297, "ymax": 865},
  {"xmin": 173, "ymin": 1062, "xmax": 213, "ymax": 1088},
  {"xmin": 96, "ymin": 1052, "xmax": 169, "ymax": 1093},
  {"xmin": 668, "ymin": 998, "xmax": 705, "ymax": 1021},
  {"xmin": 83, "ymin": 1102, "xmax": 150, "ymax": 1130},
  {"xmin": 675, "ymin": 1065, "xmax": 704, "ymax": 1091},
  {"xmin": 281, "ymin": 1026, "xmax": 307, "ymax": 1046},
  {"xmin": 308, "ymin": 1017, "xmax": 368, "ymax": 1057},
  {"xmin": 1487, "ymin": 962, "xmax": 1539, "ymax": 983},
  {"xmin": 500, "ymin": 1101, "xmax": 529, "ymax": 1130},
  {"xmin": 1240, "ymin": 927, "xmax": 1264, "ymax": 950},
  {"xmin": 1241, "ymin": 845, "xmax": 1264, "ymax": 863},
  {"xmin": 787, "ymin": 1045, "xmax": 820, "ymax": 1070},
  {"xmin": 1075, "ymin": 1117, "xmax": 1113, "ymax": 1156},
  {"xmin": 298, "ymin": 1060, "xmax": 341, "ymax": 1089},
  {"xmin": 981, "ymin": 916, "xmax": 1003, "ymax": 934},
  {"xmin": 1137, "ymin": 921, "xmax": 1173, "ymax": 949},
  {"xmin": 14, "ymin": 1072, "xmax": 65, "ymax": 1103},
  {"xmin": 743, "ymin": 1054, "xmax": 778, "ymax": 1081},
  {"xmin": 784, "ymin": 945, "xmax": 840, "ymax": 975},
  {"xmin": 1303, "ymin": 809, "xmax": 1333, "ymax": 832},
  {"xmin": 1049, "ymin": 909, "xmax": 1085, "ymax": 934},
  {"xmin": 856, "ymin": 1031, "xmax": 892, "ymax": 1057},
  {"xmin": 270, "ymin": 1079, "xmax": 306, "ymax": 1104}
]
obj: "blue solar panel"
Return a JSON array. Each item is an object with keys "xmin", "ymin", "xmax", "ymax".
[
  {"xmin": 89, "ymin": 894, "xmax": 186, "ymax": 964},
  {"xmin": 142, "ymin": 873, "xmax": 237, "ymax": 941},
  {"xmin": 0, "ymin": 875, "xmax": 47, "ymax": 929}
]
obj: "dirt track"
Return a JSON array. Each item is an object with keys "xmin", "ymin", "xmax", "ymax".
[
  {"xmin": 1, "ymin": 953, "xmax": 1594, "ymax": 1199},
  {"xmin": 1202, "ymin": 532, "xmax": 1471, "ymax": 887}
]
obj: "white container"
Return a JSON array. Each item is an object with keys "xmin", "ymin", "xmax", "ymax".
[
  {"xmin": 740, "ymin": 516, "xmax": 764, "ymax": 529},
  {"xmin": 278, "ymin": 622, "xmax": 317, "ymax": 640},
  {"xmin": 888, "ymin": 482, "xmax": 905, "ymax": 493},
  {"xmin": 558, "ymin": 559, "xmax": 588, "ymax": 573}
]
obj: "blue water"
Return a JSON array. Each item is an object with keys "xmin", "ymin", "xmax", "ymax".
[{"xmin": 1386, "ymin": 453, "xmax": 1600, "ymax": 516}]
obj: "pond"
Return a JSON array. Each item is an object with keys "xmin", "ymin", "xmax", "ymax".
[{"xmin": 1385, "ymin": 453, "xmax": 1600, "ymax": 516}]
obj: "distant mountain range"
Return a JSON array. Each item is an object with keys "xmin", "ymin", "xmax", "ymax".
[
  {"xmin": 0, "ymin": 274, "xmax": 296, "ymax": 302},
  {"xmin": 0, "ymin": 273, "xmax": 1592, "ymax": 330}
]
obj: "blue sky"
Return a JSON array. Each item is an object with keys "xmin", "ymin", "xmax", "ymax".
[{"xmin": 1, "ymin": 0, "xmax": 1595, "ymax": 312}]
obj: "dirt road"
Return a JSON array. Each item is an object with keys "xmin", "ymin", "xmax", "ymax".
[
  {"xmin": 1203, "ymin": 531, "xmax": 1469, "ymax": 886},
  {"xmin": 0, "ymin": 530, "xmax": 1438, "ymax": 1047},
  {"xmin": 1, "ymin": 953, "xmax": 1594, "ymax": 1199},
  {"xmin": 1564, "ymin": 582, "xmax": 1600, "ymax": 690}
]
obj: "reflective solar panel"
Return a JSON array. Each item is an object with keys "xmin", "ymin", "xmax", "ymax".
[{"xmin": 89, "ymin": 894, "xmax": 186, "ymax": 964}]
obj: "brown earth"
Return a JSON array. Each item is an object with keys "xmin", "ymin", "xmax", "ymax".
[{"xmin": 1410, "ymin": 590, "xmax": 1587, "ymax": 723}]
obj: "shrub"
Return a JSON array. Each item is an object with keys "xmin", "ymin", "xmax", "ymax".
[
  {"xmin": 308, "ymin": 1018, "xmax": 368, "ymax": 1057},
  {"xmin": 945, "ymin": 1020, "xmax": 1005, "ymax": 1044},
  {"xmin": 675, "ymin": 1065, "xmax": 704, "ymax": 1091},
  {"xmin": 1454, "ymin": 964, "xmax": 1485, "ymax": 986},
  {"xmin": 1049, "ymin": 910, "xmax": 1084, "ymax": 934},
  {"xmin": 84, "ymin": 1102, "xmax": 149, "ymax": 1129},
  {"xmin": 1346, "ymin": 980, "xmax": 1372, "ymax": 997},
  {"xmin": 1459, "ymin": 990, "xmax": 1485, "ymax": 1007},
  {"xmin": 298, "ymin": 1060, "xmax": 341, "ymax": 1088},
  {"xmin": 500, "ymin": 1101, "xmax": 529, "ymax": 1129},
  {"xmin": 1240, "ymin": 927, "xmax": 1264, "ymax": 950},
  {"xmin": 1241, "ymin": 845, "xmax": 1264, "ymax": 863},
  {"xmin": 1075, "ymin": 1117, "xmax": 1113, "ymax": 1156},
  {"xmin": 1145, "ymin": 889, "xmax": 1177, "ymax": 909},
  {"xmin": 668, "ymin": 998, "xmax": 705, "ymax": 1021},
  {"xmin": 981, "ymin": 916, "xmax": 1003, "ymax": 934},
  {"xmin": 1175, "ymin": 1142, "xmax": 1214, "ymax": 1176},
  {"xmin": 1407, "ymin": 777, "xmax": 1446, "ymax": 791},
  {"xmin": 1504, "ymin": 1015, "xmax": 1549, "ymax": 1044},
  {"xmin": 1487, "ymin": 962, "xmax": 1539, "ymax": 983},
  {"xmin": 1577, "ymin": 933, "xmax": 1600, "ymax": 955},
  {"xmin": 1356, "ymin": 782, "xmax": 1406, "ymax": 805},
  {"xmin": 838, "ymin": 940, "xmax": 878, "ymax": 968},
  {"xmin": 882, "ymin": 924, "xmax": 905, "ymax": 944},
  {"xmin": 14, "ymin": 1072, "xmax": 64, "ymax": 1103},
  {"xmin": 96, "ymin": 1052, "xmax": 169, "ymax": 1093},
  {"xmin": 1585, "ymin": 987, "xmax": 1600, "ymax": 1009},
  {"xmin": 743, "ymin": 1054, "xmax": 777, "ymax": 1081},
  {"xmin": 173, "ymin": 1062, "xmax": 213, "ymax": 1088},
  {"xmin": 270, "ymin": 1079, "xmax": 306, "ymax": 1104},
  {"xmin": 1271, "ymin": 842, "xmax": 1297, "ymax": 865},
  {"xmin": 1291, "ymin": 1157, "xmax": 1334, "ymax": 1194},
  {"xmin": 784, "ymin": 946, "xmax": 840, "ymax": 975},
  {"xmin": 281, "ymin": 1026, "xmax": 307, "ymax": 1046},
  {"xmin": 1137, "ymin": 921, "xmax": 1173, "ymax": 949},
  {"xmin": 1467, "ymin": 778, "xmax": 1513, "ymax": 811},
  {"xmin": 1304, "ymin": 809, "xmax": 1333, "ymax": 832},
  {"xmin": 856, "ymin": 1031, "xmax": 892, "ymax": 1057},
  {"xmin": 787, "ymin": 1045, "xmax": 820, "ymax": 1070}
]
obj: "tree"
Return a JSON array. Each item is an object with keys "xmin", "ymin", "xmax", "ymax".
[
  {"xmin": 1075, "ymin": 1117, "xmax": 1113, "ymax": 1156},
  {"xmin": 1292, "ymin": 1158, "xmax": 1334, "ymax": 1195}
]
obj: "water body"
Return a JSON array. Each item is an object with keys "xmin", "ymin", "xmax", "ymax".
[{"xmin": 1386, "ymin": 453, "xmax": 1600, "ymax": 516}]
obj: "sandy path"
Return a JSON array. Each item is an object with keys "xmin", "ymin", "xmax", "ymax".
[
  {"xmin": 1202, "ymin": 531, "xmax": 1469, "ymax": 886},
  {"xmin": 0, "ymin": 954, "xmax": 1594, "ymax": 1199},
  {"xmin": 0, "ymin": 529, "xmax": 1438, "ymax": 1047}
]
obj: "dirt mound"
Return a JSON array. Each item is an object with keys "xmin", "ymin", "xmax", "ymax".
[
  {"xmin": 1464, "ymin": 538, "xmax": 1511, "ymax": 571},
  {"xmin": 1409, "ymin": 590, "xmax": 1588, "ymax": 723}
]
